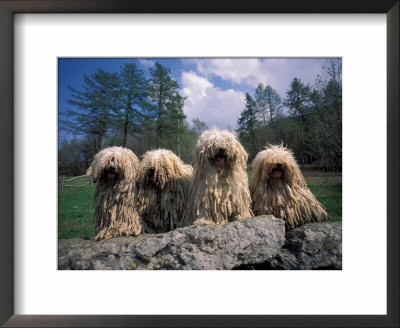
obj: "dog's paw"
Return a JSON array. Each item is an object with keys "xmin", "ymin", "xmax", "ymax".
[{"xmin": 193, "ymin": 218, "xmax": 214, "ymax": 226}]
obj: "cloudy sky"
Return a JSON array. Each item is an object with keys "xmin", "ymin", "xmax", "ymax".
[{"xmin": 58, "ymin": 58, "xmax": 328, "ymax": 131}]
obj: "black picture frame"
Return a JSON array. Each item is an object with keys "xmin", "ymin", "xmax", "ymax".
[{"xmin": 0, "ymin": 1, "xmax": 398, "ymax": 327}]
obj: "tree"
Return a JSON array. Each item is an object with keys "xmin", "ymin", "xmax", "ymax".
[
  {"xmin": 254, "ymin": 83, "xmax": 282, "ymax": 123},
  {"xmin": 319, "ymin": 59, "xmax": 342, "ymax": 142},
  {"xmin": 284, "ymin": 78, "xmax": 312, "ymax": 123},
  {"xmin": 61, "ymin": 68, "xmax": 120, "ymax": 153},
  {"xmin": 166, "ymin": 92, "xmax": 186, "ymax": 157},
  {"xmin": 311, "ymin": 59, "xmax": 342, "ymax": 170},
  {"xmin": 284, "ymin": 78, "xmax": 313, "ymax": 164},
  {"xmin": 264, "ymin": 85, "xmax": 282, "ymax": 122},
  {"xmin": 254, "ymin": 83, "xmax": 268, "ymax": 129},
  {"xmin": 253, "ymin": 84, "xmax": 283, "ymax": 146},
  {"xmin": 236, "ymin": 93, "xmax": 260, "ymax": 160},
  {"xmin": 58, "ymin": 137, "xmax": 96, "ymax": 176},
  {"xmin": 191, "ymin": 118, "xmax": 208, "ymax": 140},
  {"xmin": 145, "ymin": 63, "xmax": 186, "ymax": 149},
  {"xmin": 116, "ymin": 63, "xmax": 148, "ymax": 147}
]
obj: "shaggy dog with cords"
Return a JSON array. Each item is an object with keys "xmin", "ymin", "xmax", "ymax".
[
  {"xmin": 250, "ymin": 144, "xmax": 329, "ymax": 230},
  {"xmin": 136, "ymin": 149, "xmax": 193, "ymax": 233},
  {"xmin": 184, "ymin": 128, "xmax": 253, "ymax": 226},
  {"xmin": 86, "ymin": 146, "xmax": 142, "ymax": 240}
]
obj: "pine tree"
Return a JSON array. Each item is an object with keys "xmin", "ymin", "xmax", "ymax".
[
  {"xmin": 61, "ymin": 68, "xmax": 120, "ymax": 152},
  {"xmin": 254, "ymin": 83, "xmax": 268, "ymax": 128},
  {"xmin": 191, "ymin": 118, "xmax": 208, "ymax": 140},
  {"xmin": 284, "ymin": 78, "xmax": 312, "ymax": 124},
  {"xmin": 284, "ymin": 78, "xmax": 313, "ymax": 164},
  {"xmin": 166, "ymin": 92, "xmax": 186, "ymax": 156},
  {"xmin": 236, "ymin": 93, "xmax": 259, "ymax": 160},
  {"xmin": 264, "ymin": 85, "xmax": 282, "ymax": 122},
  {"xmin": 253, "ymin": 83, "xmax": 282, "ymax": 145},
  {"xmin": 145, "ymin": 63, "xmax": 186, "ymax": 149},
  {"xmin": 116, "ymin": 63, "xmax": 148, "ymax": 147}
]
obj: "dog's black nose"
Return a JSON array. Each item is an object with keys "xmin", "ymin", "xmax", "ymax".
[
  {"xmin": 218, "ymin": 147, "xmax": 226, "ymax": 154},
  {"xmin": 110, "ymin": 165, "xmax": 116, "ymax": 171},
  {"xmin": 277, "ymin": 162, "xmax": 283, "ymax": 168},
  {"xmin": 149, "ymin": 167, "xmax": 155, "ymax": 173}
]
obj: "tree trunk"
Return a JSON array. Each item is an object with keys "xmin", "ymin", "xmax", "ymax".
[
  {"xmin": 177, "ymin": 119, "xmax": 180, "ymax": 158},
  {"xmin": 98, "ymin": 93, "xmax": 107, "ymax": 151},
  {"xmin": 122, "ymin": 96, "xmax": 131, "ymax": 148},
  {"xmin": 157, "ymin": 99, "xmax": 162, "ymax": 148},
  {"xmin": 154, "ymin": 82, "xmax": 162, "ymax": 148},
  {"xmin": 98, "ymin": 110, "xmax": 105, "ymax": 151}
]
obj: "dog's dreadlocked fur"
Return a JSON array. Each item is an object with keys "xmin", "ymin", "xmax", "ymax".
[
  {"xmin": 184, "ymin": 128, "xmax": 253, "ymax": 226},
  {"xmin": 250, "ymin": 144, "xmax": 329, "ymax": 230},
  {"xmin": 86, "ymin": 147, "xmax": 142, "ymax": 240},
  {"xmin": 136, "ymin": 149, "xmax": 193, "ymax": 233}
]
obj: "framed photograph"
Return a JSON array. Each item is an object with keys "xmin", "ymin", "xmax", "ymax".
[
  {"xmin": 1, "ymin": 0, "xmax": 398, "ymax": 327},
  {"xmin": 57, "ymin": 56, "xmax": 342, "ymax": 270}
]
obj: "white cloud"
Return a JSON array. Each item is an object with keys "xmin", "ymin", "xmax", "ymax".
[
  {"xmin": 192, "ymin": 58, "xmax": 269, "ymax": 88},
  {"xmin": 181, "ymin": 71, "xmax": 212, "ymax": 104},
  {"xmin": 189, "ymin": 58, "xmax": 326, "ymax": 97},
  {"xmin": 180, "ymin": 71, "xmax": 245, "ymax": 130},
  {"xmin": 138, "ymin": 59, "xmax": 155, "ymax": 68}
]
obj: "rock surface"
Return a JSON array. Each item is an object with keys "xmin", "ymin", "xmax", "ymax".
[
  {"xmin": 270, "ymin": 222, "xmax": 342, "ymax": 269},
  {"xmin": 235, "ymin": 222, "xmax": 342, "ymax": 270},
  {"xmin": 58, "ymin": 215, "xmax": 286, "ymax": 270}
]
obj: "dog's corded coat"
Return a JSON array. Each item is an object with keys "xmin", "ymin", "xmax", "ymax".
[
  {"xmin": 184, "ymin": 128, "xmax": 253, "ymax": 226},
  {"xmin": 251, "ymin": 144, "xmax": 329, "ymax": 230},
  {"xmin": 136, "ymin": 149, "xmax": 193, "ymax": 233},
  {"xmin": 86, "ymin": 146, "xmax": 142, "ymax": 240}
]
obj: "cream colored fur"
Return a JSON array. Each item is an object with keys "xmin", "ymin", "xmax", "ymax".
[
  {"xmin": 184, "ymin": 128, "xmax": 253, "ymax": 226},
  {"xmin": 86, "ymin": 146, "xmax": 142, "ymax": 240},
  {"xmin": 136, "ymin": 149, "xmax": 193, "ymax": 233},
  {"xmin": 251, "ymin": 144, "xmax": 329, "ymax": 230}
]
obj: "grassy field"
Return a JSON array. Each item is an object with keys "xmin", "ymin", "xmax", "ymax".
[
  {"xmin": 58, "ymin": 176, "xmax": 95, "ymax": 239},
  {"xmin": 302, "ymin": 170, "xmax": 342, "ymax": 222},
  {"xmin": 58, "ymin": 170, "xmax": 342, "ymax": 239}
]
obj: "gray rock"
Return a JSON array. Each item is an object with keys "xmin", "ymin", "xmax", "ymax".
[
  {"xmin": 240, "ymin": 222, "xmax": 342, "ymax": 270},
  {"xmin": 58, "ymin": 215, "xmax": 286, "ymax": 270}
]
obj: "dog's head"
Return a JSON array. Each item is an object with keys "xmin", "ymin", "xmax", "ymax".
[
  {"xmin": 194, "ymin": 128, "xmax": 248, "ymax": 172},
  {"xmin": 86, "ymin": 147, "xmax": 139, "ymax": 185},
  {"xmin": 138, "ymin": 149, "xmax": 193, "ymax": 190},
  {"xmin": 251, "ymin": 144, "xmax": 305, "ymax": 187}
]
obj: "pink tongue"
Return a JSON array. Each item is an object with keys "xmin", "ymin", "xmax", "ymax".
[
  {"xmin": 108, "ymin": 172, "xmax": 116, "ymax": 179},
  {"xmin": 217, "ymin": 156, "xmax": 225, "ymax": 163},
  {"xmin": 273, "ymin": 170, "xmax": 281, "ymax": 177}
]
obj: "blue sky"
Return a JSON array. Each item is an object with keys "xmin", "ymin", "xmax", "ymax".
[{"xmin": 58, "ymin": 57, "xmax": 329, "ymax": 134}]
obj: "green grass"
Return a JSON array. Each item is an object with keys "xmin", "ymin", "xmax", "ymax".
[
  {"xmin": 58, "ymin": 177, "xmax": 95, "ymax": 239},
  {"xmin": 306, "ymin": 181, "xmax": 342, "ymax": 222},
  {"xmin": 302, "ymin": 170, "xmax": 342, "ymax": 222},
  {"xmin": 58, "ymin": 170, "xmax": 342, "ymax": 239}
]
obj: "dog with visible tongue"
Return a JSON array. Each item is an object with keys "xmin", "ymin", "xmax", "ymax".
[
  {"xmin": 250, "ymin": 144, "xmax": 329, "ymax": 230},
  {"xmin": 86, "ymin": 147, "xmax": 142, "ymax": 240},
  {"xmin": 183, "ymin": 128, "xmax": 253, "ymax": 227}
]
